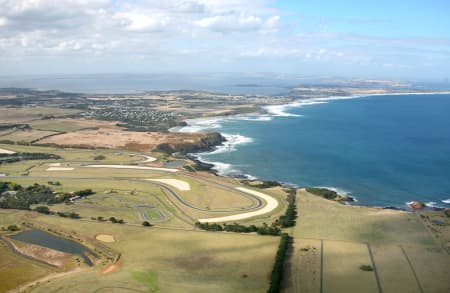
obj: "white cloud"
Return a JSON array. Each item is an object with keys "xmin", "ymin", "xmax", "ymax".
[
  {"xmin": 0, "ymin": 17, "xmax": 8, "ymax": 26},
  {"xmin": 173, "ymin": 1, "xmax": 205, "ymax": 13},
  {"xmin": 195, "ymin": 14, "xmax": 263, "ymax": 32},
  {"xmin": 114, "ymin": 11, "xmax": 171, "ymax": 31},
  {"xmin": 0, "ymin": 0, "xmax": 448, "ymax": 77}
]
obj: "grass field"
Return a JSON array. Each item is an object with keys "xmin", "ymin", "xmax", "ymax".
[
  {"xmin": 293, "ymin": 189, "xmax": 434, "ymax": 245},
  {"xmin": 0, "ymin": 142, "xmax": 285, "ymax": 292},
  {"xmin": 322, "ymin": 240, "xmax": 378, "ymax": 293},
  {"xmin": 1, "ymin": 146, "xmax": 283, "ymax": 227},
  {"xmin": 1, "ymin": 212, "xmax": 279, "ymax": 293},
  {"xmin": 30, "ymin": 119, "xmax": 116, "ymax": 133},
  {"xmin": 416, "ymin": 210, "xmax": 450, "ymax": 253},
  {"xmin": 371, "ymin": 244, "xmax": 422, "ymax": 293},
  {"xmin": 0, "ymin": 129, "xmax": 59, "ymax": 143},
  {"xmin": 283, "ymin": 189, "xmax": 450, "ymax": 293},
  {"xmin": 403, "ymin": 245, "xmax": 450, "ymax": 293},
  {"xmin": 0, "ymin": 107, "xmax": 81, "ymax": 124},
  {"xmin": 1, "ymin": 177, "xmax": 185, "ymax": 227},
  {"xmin": 0, "ymin": 240, "xmax": 54, "ymax": 293},
  {"xmin": 283, "ymin": 238, "xmax": 321, "ymax": 293},
  {"xmin": 7, "ymin": 144, "xmax": 449, "ymax": 293}
]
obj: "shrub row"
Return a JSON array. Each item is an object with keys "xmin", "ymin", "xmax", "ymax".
[
  {"xmin": 278, "ymin": 188, "xmax": 297, "ymax": 228},
  {"xmin": 195, "ymin": 221, "xmax": 281, "ymax": 236},
  {"xmin": 267, "ymin": 233, "xmax": 290, "ymax": 293}
]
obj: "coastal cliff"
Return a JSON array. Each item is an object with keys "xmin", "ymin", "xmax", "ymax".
[{"xmin": 154, "ymin": 132, "xmax": 225, "ymax": 155}]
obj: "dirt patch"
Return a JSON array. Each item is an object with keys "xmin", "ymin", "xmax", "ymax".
[
  {"xmin": 39, "ymin": 126, "xmax": 208, "ymax": 151},
  {"xmin": 174, "ymin": 254, "xmax": 214, "ymax": 270},
  {"xmin": 7, "ymin": 239, "xmax": 72, "ymax": 268},
  {"xmin": 95, "ymin": 234, "xmax": 115, "ymax": 243},
  {"xmin": 100, "ymin": 256, "xmax": 122, "ymax": 275}
]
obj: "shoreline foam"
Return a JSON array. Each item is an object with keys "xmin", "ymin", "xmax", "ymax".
[{"xmin": 174, "ymin": 90, "xmax": 450, "ymax": 208}]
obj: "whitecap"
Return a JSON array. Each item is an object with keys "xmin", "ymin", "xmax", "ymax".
[
  {"xmin": 264, "ymin": 96, "xmax": 358, "ymax": 117},
  {"xmin": 442, "ymin": 199, "xmax": 450, "ymax": 204},
  {"xmin": 206, "ymin": 133, "xmax": 254, "ymax": 155},
  {"xmin": 426, "ymin": 201, "xmax": 444, "ymax": 208},
  {"xmin": 174, "ymin": 117, "xmax": 224, "ymax": 133},
  {"xmin": 233, "ymin": 115, "xmax": 273, "ymax": 122},
  {"xmin": 264, "ymin": 103, "xmax": 303, "ymax": 117},
  {"xmin": 317, "ymin": 186, "xmax": 352, "ymax": 196}
]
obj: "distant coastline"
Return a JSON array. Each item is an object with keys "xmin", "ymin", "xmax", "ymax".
[{"xmin": 173, "ymin": 90, "xmax": 450, "ymax": 210}]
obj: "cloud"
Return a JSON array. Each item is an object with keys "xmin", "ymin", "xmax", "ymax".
[
  {"xmin": 173, "ymin": 1, "xmax": 205, "ymax": 13},
  {"xmin": 0, "ymin": 0, "xmax": 448, "ymax": 78},
  {"xmin": 0, "ymin": 17, "xmax": 8, "ymax": 26},
  {"xmin": 113, "ymin": 11, "xmax": 171, "ymax": 31},
  {"xmin": 195, "ymin": 14, "xmax": 262, "ymax": 32}
]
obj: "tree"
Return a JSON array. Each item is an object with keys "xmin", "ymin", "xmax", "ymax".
[
  {"xmin": 68, "ymin": 212, "xmax": 80, "ymax": 219},
  {"xmin": 7, "ymin": 225, "xmax": 19, "ymax": 231},
  {"xmin": 142, "ymin": 221, "xmax": 152, "ymax": 227},
  {"xmin": 34, "ymin": 206, "xmax": 51, "ymax": 214}
]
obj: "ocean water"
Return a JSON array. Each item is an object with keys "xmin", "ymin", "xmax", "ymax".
[
  {"xmin": 0, "ymin": 74, "xmax": 294, "ymax": 95},
  {"xmin": 182, "ymin": 93, "xmax": 450, "ymax": 208}
]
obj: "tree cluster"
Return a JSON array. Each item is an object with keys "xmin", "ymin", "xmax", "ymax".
[
  {"xmin": 0, "ymin": 152, "xmax": 62, "ymax": 164},
  {"xmin": 0, "ymin": 182, "xmax": 95, "ymax": 210},
  {"xmin": 305, "ymin": 187, "xmax": 339, "ymax": 199},
  {"xmin": 267, "ymin": 233, "xmax": 291, "ymax": 293},
  {"xmin": 278, "ymin": 188, "xmax": 297, "ymax": 228},
  {"xmin": 243, "ymin": 180, "xmax": 281, "ymax": 189},
  {"xmin": 195, "ymin": 221, "xmax": 281, "ymax": 236},
  {"xmin": 109, "ymin": 217, "xmax": 125, "ymax": 224},
  {"xmin": 56, "ymin": 211, "xmax": 81, "ymax": 219},
  {"xmin": 0, "ymin": 182, "xmax": 55, "ymax": 209}
]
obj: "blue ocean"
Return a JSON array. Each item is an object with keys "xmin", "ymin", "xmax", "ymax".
[{"xmin": 184, "ymin": 93, "xmax": 450, "ymax": 208}]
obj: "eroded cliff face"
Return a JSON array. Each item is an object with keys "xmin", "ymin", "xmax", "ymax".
[{"xmin": 154, "ymin": 132, "xmax": 225, "ymax": 155}]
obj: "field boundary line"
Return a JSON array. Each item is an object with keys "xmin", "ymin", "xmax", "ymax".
[
  {"xmin": 366, "ymin": 243, "xmax": 383, "ymax": 293},
  {"xmin": 320, "ymin": 239, "xmax": 323, "ymax": 293},
  {"xmin": 400, "ymin": 245, "xmax": 424, "ymax": 293}
]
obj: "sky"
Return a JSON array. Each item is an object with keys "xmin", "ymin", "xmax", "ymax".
[{"xmin": 0, "ymin": 0, "xmax": 449, "ymax": 81}]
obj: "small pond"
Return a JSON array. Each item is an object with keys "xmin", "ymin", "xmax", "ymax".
[{"xmin": 10, "ymin": 229, "xmax": 95, "ymax": 266}]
